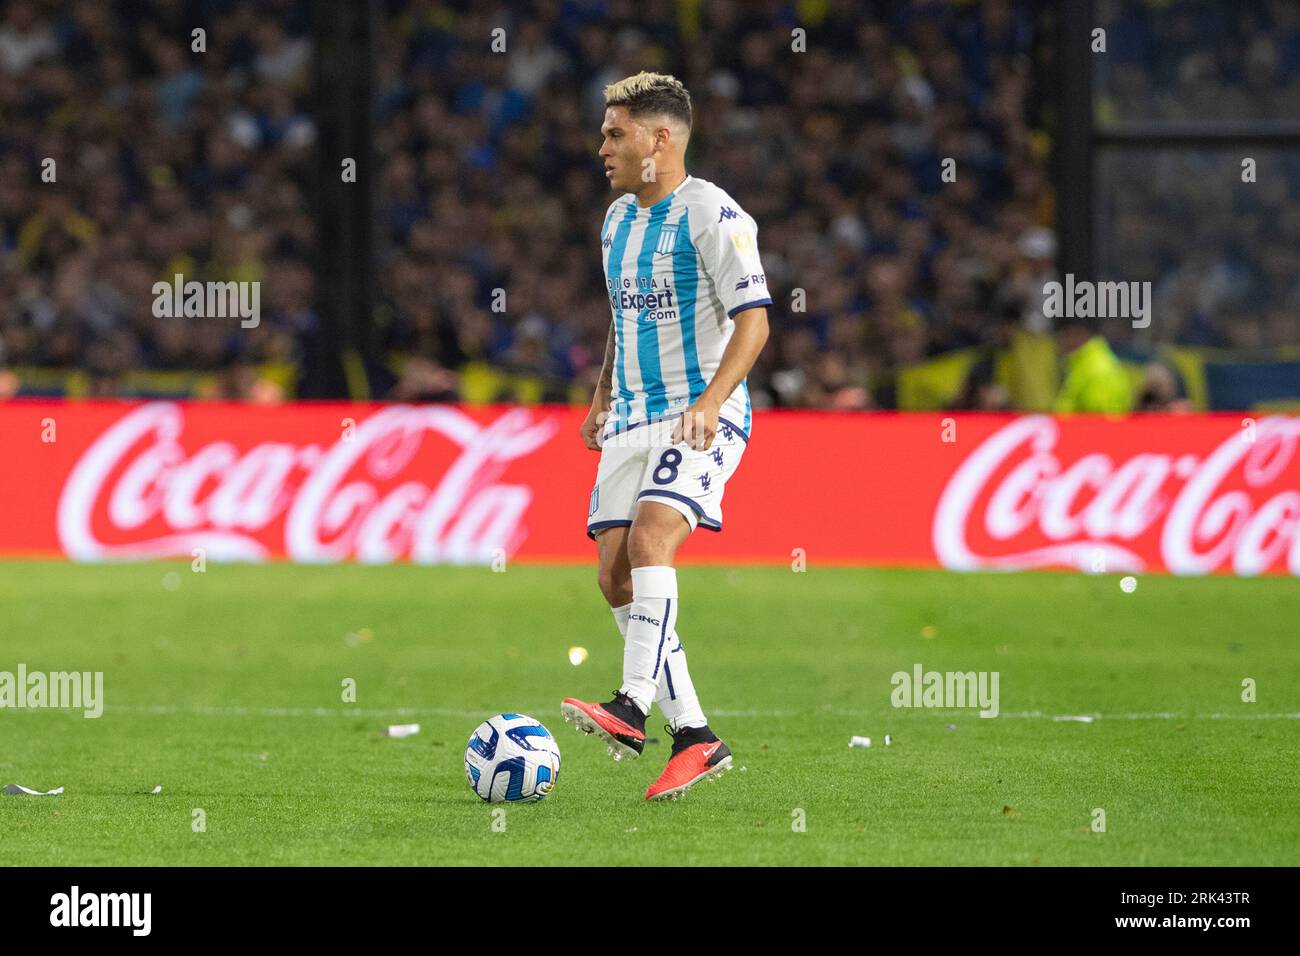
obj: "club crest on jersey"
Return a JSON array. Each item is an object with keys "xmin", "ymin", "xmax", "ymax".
[{"xmin": 654, "ymin": 224, "xmax": 678, "ymax": 256}]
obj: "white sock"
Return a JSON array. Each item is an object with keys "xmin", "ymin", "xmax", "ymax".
[
  {"xmin": 655, "ymin": 631, "xmax": 707, "ymax": 732},
  {"xmin": 610, "ymin": 603, "xmax": 706, "ymax": 731},
  {"xmin": 611, "ymin": 603, "xmax": 632, "ymax": 637},
  {"xmin": 620, "ymin": 566, "xmax": 678, "ymax": 715}
]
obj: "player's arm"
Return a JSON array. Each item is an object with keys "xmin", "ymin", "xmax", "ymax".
[
  {"xmin": 674, "ymin": 203, "xmax": 772, "ymax": 451},
  {"xmin": 580, "ymin": 320, "xmax": 617, "ymax": 451},
  {"xmin": 676, "ymin": 308, "xmax": 769, "ymax": 450}
]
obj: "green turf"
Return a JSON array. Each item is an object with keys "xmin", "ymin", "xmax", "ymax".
[{"xmin": 0, "ymin": 560, "xmax": 1297, "ymax": 866}]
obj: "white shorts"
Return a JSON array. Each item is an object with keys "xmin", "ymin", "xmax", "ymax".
[{"xmin": 586, "ymin": 416, "xmax": 748, "ymax": 538}]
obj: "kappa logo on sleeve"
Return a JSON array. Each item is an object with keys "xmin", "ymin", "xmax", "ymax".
[{"xmin": 718, "ymin": 206, "xmax": 738, "ymax": 222}]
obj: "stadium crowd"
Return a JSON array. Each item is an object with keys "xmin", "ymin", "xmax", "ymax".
[
  {"xmin": 377, "ymin": 0, "xmax": 1060, "ymax": 410},
  {"xmin": 0, "ymin": 0, "xmax": 316, "ymax": 399},
  {"xmin": 1094, "ymin": 0, "xmax": 1300, "ymax": 357},
  {"xmin": 0, "ymin": 0, "xmax": 1294, "ymax": 411}
]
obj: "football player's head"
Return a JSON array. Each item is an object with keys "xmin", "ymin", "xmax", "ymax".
[{"xmin": 600, "ymin": 71, "xmax": 692, "ymax": 194}]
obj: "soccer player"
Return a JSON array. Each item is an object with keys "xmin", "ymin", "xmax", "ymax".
[{"xmin": 561, "ymin": 72, "xmax": 771, "ymax": 801}]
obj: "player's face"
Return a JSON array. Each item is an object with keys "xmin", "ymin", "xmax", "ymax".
[{"xmin": 599, "ymin": 106, "xmax": 655, "ymax": 193}]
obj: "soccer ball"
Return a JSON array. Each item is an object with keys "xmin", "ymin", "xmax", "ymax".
[{"xmin": 464, "ymin": 713, "xmax": 561, "ymax": 803}]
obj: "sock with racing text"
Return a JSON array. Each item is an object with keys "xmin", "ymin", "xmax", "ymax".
[
  {"xmin": 620, "ymin": 566, "xmax": 678, "ymax": 715},
  {"xmin": 610, "ymin": 602, "xmax": 706, "ymax": 731}
]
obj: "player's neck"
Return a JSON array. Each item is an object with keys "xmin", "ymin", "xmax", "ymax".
[{"xmin": 634, "ymin": 170, "xmax": 688, "ymax": 208}]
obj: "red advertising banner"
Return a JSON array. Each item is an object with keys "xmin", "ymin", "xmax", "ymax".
[{"xmin": 1, "ymin": 401, "xmax": 1298, "ymax": 575}]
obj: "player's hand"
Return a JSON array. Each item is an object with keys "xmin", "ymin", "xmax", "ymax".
[
  {"xmin": 673, "ymin": 398, "xmax": 720, "ymax": 451},
  {"xmin": 580, "ymin": 405, "xmax": 607, "ymax": 451}
]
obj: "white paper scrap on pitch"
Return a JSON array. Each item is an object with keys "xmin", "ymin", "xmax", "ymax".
[
  {"xmin": 387, "ymin": 723, "xmax": 420, "ymax": 738},
  {"xmin": 3, "ymin": 784, "xmax": 64, "ymax": 796}
]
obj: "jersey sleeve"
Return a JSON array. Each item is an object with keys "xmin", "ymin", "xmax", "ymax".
[
  {"xmin": 600, "ymin": 199, "xmax": 621, "ymax": 243},
  {"xmin": 696, "ymin": 205, "xmax": 773, "ymax": 318}
]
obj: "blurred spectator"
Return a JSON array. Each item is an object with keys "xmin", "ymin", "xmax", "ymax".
[
  {"xmin": 0, "ymin": 2, "xmax": 58, "ymax": 75},
  {"xmin": 388, "ymin": 355, "xmax": 460, "ymax": 402},
  {"xmin": 1053, "ymin": 319, "xmax": 1134, "ymax": 413},
  {"xmin": 951, "ymin": 305, "xmax": 1020, "ymax": 411},
  {"xmin": 1135, "ymin": 360, "xmax": 1193, "ymax": 412}
]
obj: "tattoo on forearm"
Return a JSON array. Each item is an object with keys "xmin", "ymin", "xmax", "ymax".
[{"xmin": 597, "ymin": 322, "xmax": 616, "ymax": 390}]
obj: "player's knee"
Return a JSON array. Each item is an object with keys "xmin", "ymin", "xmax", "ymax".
[
  {"xmin": 626, "ymin": 524, "xmax": 671, "ymax": 568},
  {"xmin": 597, "ymin": 568, "xmax": 632, "ymax": 607}
]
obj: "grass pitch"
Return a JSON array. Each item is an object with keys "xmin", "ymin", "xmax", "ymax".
[{"xmin": 1, "ymin": 560, "xmax": 1297, "ymax": 866}]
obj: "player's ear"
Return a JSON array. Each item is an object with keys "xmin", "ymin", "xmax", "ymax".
[{"xmin": 663, "ymin": 120, "xmax": 683, "ymax": 150}]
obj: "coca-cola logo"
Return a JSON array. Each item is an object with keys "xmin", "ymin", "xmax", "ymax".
[
  {"xmin": 934, "ymin": 415, "xmax": 1300, "ymax": 575},
  {"xmin": 57, "ymin": 403, "xmax": 559, "ymax": 563}
]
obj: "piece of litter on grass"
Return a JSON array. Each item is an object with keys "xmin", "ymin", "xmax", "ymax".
[
  {"xmin": 885, "ymin": 734, "xmax": 892, "ymax": 746},
  {"xmin": 4, "ymin": 784, "xmax": 64, "ymax": 796},
  {"xmin": 1053, "ymin": 715, "xmax": 1095, "ymax": 723},
  {"xmin": 387, "ymin": 723, "xmax": 420, "ymax": 738},
  {"xmin": 945, "ymin": 723, "xmax": 957, "ymax": 731},
  {"xmin": 343, "ymin": 627, "xmax": 375, "ymax": 648},
  {"xmin": 150, "ymin": 785, "xmax": 162, "ymax": 794},
  {"xmin": 849, "ymin": 735, "xmax": 871, "ymax": 748}
]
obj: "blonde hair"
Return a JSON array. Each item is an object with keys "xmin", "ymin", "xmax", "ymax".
[{"xmin": 603, "ymin": 71, "xmax": 692, "ymax": 129}]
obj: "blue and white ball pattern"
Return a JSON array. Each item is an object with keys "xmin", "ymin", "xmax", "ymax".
[{"xmin": 465, "ymin": 713, "xmax": 561, "ymax": 803}]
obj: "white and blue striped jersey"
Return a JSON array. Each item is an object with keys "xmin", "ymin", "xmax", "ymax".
[{"xmin": 599, "ymin": 175, "xmax": 771, "ymax": 441}]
